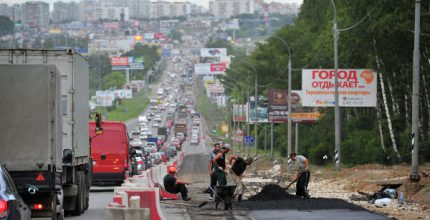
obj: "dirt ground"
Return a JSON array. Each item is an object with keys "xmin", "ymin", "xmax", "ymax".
[{"xmin": 245, "ymin": 158, "xmax": 430, "ymax": 220}]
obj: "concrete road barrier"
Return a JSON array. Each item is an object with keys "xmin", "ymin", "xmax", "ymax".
[{"xmin": 105, "ymin": 207, "xmax": 150, "ymax": 220}]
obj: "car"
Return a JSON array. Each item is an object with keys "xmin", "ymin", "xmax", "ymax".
[
  {"xmin": 131, "ymin": 128, "xmax": 140, "ymax": 135},
  {"xmin": 167, "ymin": 146, "xmax": 177, "ymax": 158},
  {"xmin": 190, "ymin": 135, "xmax": 200, "ymax": 145},
  {"xmin": 138, "ymin": 116, "xmax": 148, "ymax": 123},
  {"xmin": 150, "ymin": 153, "xmax": 161, "ymax": 165},
  {"xmin": 176, "ymin": 132, "xmax": 185, "ymax": 143},
  {"xmin": 139, "ymin": 134, "xmax": 148, "ymax": 140},
  {"xmin": 152, "ymin": 122, "xmax": 159, "ymax": 127},
  {"xmin": 170, "ymin": 137, "xmax": 181, "ymax": 147},
  {"xmin": 153, "ymin": 115, "xmax": 162, "ymax": 122},
  {"xmin": 130, "ymin": 140, "xmax": 143, "ymax": 147},
  {"xmin": 0, "ymin": 164, "xmax": 31, "ymax": 220}
]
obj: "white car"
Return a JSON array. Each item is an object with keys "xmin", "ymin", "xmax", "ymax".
[
  {"xmin": 190, "ymin": 135, "xmax": 199, "ymax": 145},
  {"xmin": 153, "ymin": 122, "xmax": 159, "ymax": 127}
]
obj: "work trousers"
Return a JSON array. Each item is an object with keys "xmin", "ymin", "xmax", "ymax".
[
  {"xmin": 214, "ymin": 169, "xmax": 227, "ymax": 186},
  {"xmin": 167, "ymin": 183, "xmax": 188, "ymax": 199},
  {"xmin": 296, "ymin": 170, "xmax": 310, "ymax": 198},
  {"xmin": 209, "ymin": 173, "xmax": 217, "ymax": 196}
]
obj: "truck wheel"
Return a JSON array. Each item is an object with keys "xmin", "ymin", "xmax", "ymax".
[
  {"xmin": 84, "ymin": 170, "xmax": 91, "ymax": 210},
  {"xmin": 72, "ymin": 171, "xmax": 85, "ymax": 215}
]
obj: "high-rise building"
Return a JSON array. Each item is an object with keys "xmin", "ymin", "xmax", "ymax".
[
  {"xmin": 149, "ymin": 1, "xmax": 191, "ymax": 19},
  {"xmin": 21, "ymin": 1, "xmax": 49, "ymax": 27},
  {"xmin": 209, "ymin": 0, "xmax": 255, "ymax": 19},
  {"xmin": 53, "ymin": 1, "xmax": 79, "ymax": 23},
  {"xmin": 0, "ymin": 3, "xmax": 12, "ymax": 19}
]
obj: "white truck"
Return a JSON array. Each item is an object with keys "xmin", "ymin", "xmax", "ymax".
[{"xmin": 0, "ymin": 49, "xmax": 92, "ymax": 218}]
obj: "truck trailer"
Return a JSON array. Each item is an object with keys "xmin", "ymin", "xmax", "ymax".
[{"xmin": 0, "ymin": 49, "xmax": 91, "ymax": 218}]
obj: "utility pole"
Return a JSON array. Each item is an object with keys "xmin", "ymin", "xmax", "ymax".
[
  {"xmin": 287, "ymin": 52, "xmax": 292, "ymax": 173},
  {"xmin": 410, "ymin": 0, "xmax": 421, "ymax": 182},
  {"xmin": 331, "ymin": 0, "xmax": 341, "ymax": 171},
  {"xmin": 254, "ymin": 75, "xmax": 258, "ymax": 157},
  {"xmin": 247, "ymin": 90, "xmax": 250, "ymax": 156}
]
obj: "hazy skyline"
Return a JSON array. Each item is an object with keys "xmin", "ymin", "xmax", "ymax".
[{"xmin": 0, "ymin": 0, "xmax": 303, "ymax": 9}]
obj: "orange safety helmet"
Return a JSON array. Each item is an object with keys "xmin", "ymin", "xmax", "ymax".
[{"xmin": 169, "ymin": 166, "xmax": 177, "ymax": 173}]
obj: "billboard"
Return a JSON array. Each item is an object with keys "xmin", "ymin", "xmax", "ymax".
[
  {"xmin": 95, "ymin": 91, "xmax": 115, "ymax": 107},
  {"xmin": 194, "ymin": 63, "xmax": 225, "ymax": 75},
  {"xmin": 302, "ymin": 69, "xmax": 377, "ymax": 107},
  {"xmin": 224, "ymin": 19, "xmax": 240, "ymax": 30},
  {"xmin": 111, "ymin": 57, "xmax": 129, "ymax": 66},
  {"xmin": 111, "ymin": 57, "xmax": 144, "ymax": 70},
  {"xmin": 200, "ymin": 48, "xmax": 227, "ymax": 57},
  {"xmin": 248, "ymin": 96, "xmax": 268, "ymax": 123},
  {"xmin": 233, "ymin": 104, "xmax": 248, "ymax": 122},
  {"xmin": 268, "ymin": 90, "xmax": 321, "ymax": 122},
  {"xmin": 144, "ymin": 33, "xmax": 154, "ymax": 40},
  {"xmin": 114, "ymin": 89, "xmax": 133, "ymax": 99}
]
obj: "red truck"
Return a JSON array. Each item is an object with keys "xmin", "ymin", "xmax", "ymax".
[{"xmin": 89, "ymin": 121, "xmax": 130, "ymax": 185}]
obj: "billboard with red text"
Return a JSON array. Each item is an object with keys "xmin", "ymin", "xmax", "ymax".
[{"xmin": 302, "ymin": 69, "xmax": 377, "ymax": 107}]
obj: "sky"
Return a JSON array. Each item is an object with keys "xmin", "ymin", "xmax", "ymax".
[{"xmin": 1, "ymin": 0, "xmax": 303, "ymax": 9}]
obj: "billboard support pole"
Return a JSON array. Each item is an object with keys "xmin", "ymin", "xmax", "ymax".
[
  {"xmin": 331, "ymin": 0, "xmax": 341, "ymax": 171},
  {"xmin": 295, "ymin": 123, "xmax": 299, "ymax": 154},
  {"xmin": 125, "ymin": 68, "xmax": 130, "ymax": 84},
  {"xmin": 270, "ymin": 122, "xmax": 274, "ymax": 160},
  {"xmin": 264, "ymin": 124, "xmax": 267, "ymax": 154},
  {"xmin": 287, "ymin": 54, "xmax": 292, "ymax": 174}
]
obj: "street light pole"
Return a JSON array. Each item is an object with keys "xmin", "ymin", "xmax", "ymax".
[
  {"xmin": 331, "ymin": 0, "xmax": 341, "ymax": 171},
  {"xmin": 410, "ymin": 0, "xmax": 421, "ymax": 182},
  {"xmin": 254, "ymin": 74, "xmax": 258, "ymax": 157}
]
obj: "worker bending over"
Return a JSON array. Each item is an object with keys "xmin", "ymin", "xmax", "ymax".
[
  {"xmin": 228, "ymin": 156, "xmax": 254, "ymax": 201},
  {"xmin": 290, "ymin": 153, "xmax": 310, "ymax": 198},
  {"xmin": 163, "ymin": 166, "xmax": 191, "ymax": 201}
]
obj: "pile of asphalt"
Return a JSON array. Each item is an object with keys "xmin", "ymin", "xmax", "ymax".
[
  {"xmin": 247, "ymin": 184, "xmax": 296, "ymax": 201},
  {"xmin": 238, "ymin": 184, "xmax": 366, "ymax": 211}
]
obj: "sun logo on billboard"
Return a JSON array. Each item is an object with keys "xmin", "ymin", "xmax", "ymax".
[
  {"xmin": 274, "ymin": 92, "xmax": 286, "ymax": 105},
  {"xmin": 360, "ymin": 70, "xmax": 374, "ymax": 84}
]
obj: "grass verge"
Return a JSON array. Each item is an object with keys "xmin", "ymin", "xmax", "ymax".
[{"xmin": 96, "ymin": 92, "xmax": 149, "ymax": 122}]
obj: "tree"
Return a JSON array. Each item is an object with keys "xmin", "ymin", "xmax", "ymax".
[{"xmin": 0, "ymin": 16, "xmax": 14, "ymax": 37}]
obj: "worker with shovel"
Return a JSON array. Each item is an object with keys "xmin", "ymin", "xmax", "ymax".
[
  {"xmin": 212, "ymin": 144, "xmax": 231, "ymax": 186},
  {"xmin": 228, "ymin": 156, "xmax": 254, "ymax": 201},
  {"xmin": 290, "ymin": 153, "xmax": 310, "ymax": 198},
  {"xmin": 205, "ymin": 143, "xmax": 221, "ymax": 200}
]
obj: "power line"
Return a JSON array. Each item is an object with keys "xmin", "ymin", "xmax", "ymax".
[{"xmin": 338, "ymin": 0, "xmax": 382, "ymax": 32}]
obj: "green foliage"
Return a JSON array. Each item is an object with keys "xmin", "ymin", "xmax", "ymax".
[
  {"xmin": 0, "ymin": 16, "xmax": 14, "ymax": 37},
  {"xmin": 123, "ymin": 43, "xmax": 160, "ymax": 80},
  {"xmin": 226, "ymin": 0, "xmax": 430, "ymax": 165},
  {"xmin": 103, "ymin": 71, "xmax": 126, "ymax": 90}
]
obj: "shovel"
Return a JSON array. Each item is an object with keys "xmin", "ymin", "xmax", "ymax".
[{"xmin": 160, "ymin": 200, "xmax": 208, "ymax": 208}]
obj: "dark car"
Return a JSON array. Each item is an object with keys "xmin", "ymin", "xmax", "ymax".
[{"xmin": 0, "ymin": 165, "xmax": 31, "ymax": 220}]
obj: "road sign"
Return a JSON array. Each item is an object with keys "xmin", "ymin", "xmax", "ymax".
[{"xmin": 244, "ymin": 136, "xmax": 254, "ymax": 143}]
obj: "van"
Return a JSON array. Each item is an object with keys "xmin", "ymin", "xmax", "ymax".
[{"xmin": 89, "ymin": 121, "xmax": 130, "ymax": 185}]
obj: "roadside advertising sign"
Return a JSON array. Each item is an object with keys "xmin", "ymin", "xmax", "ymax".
[
  {"xmin": 95, "ymin": 90, "xmax": 115, "ymax": 107},
  {"xmin": 155, "ymin": 33, "xmax": 166, "ymax": 39},
  {"xmin": 233, "ymin": 104, "xmax": 248, "ymax": 122},
  {"xmin": 268, "ymin": 90, "xmax": 321, "ymax": 123},
  {"xmin": 210, "ymin": 63, "xmax": 226, "ymax": 72},
  {"xmin": 111, "ymin": 57, "xmax": 144, "ymax": 70},
  {"xmin": 200, "ymin": 48, "xmax": 227, "ymax": 57},
  {"xmin": 194, "ymin": 63, "xmax": 225, "ymax": 75},
  {"xmin": 224, "ymin": 19, "xmax": 240, "ymax": 30},
  {"xmin": 111, "ymin": 57, "xmax": 129, "ymax": 66},
  {"xmin": 144, "ymin": 33, "xmax": 154, "ymax": 40},
  {"xmin": 302, "ymin": 69, "xmax": 377, "ymax": 107},
  {"xmin": 248, "ymin": 96, "xmax": 269, "ymax": 123},
  {"xmin": 114, "ymin": 89, "xmax": 133, "ymax": 99}
]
